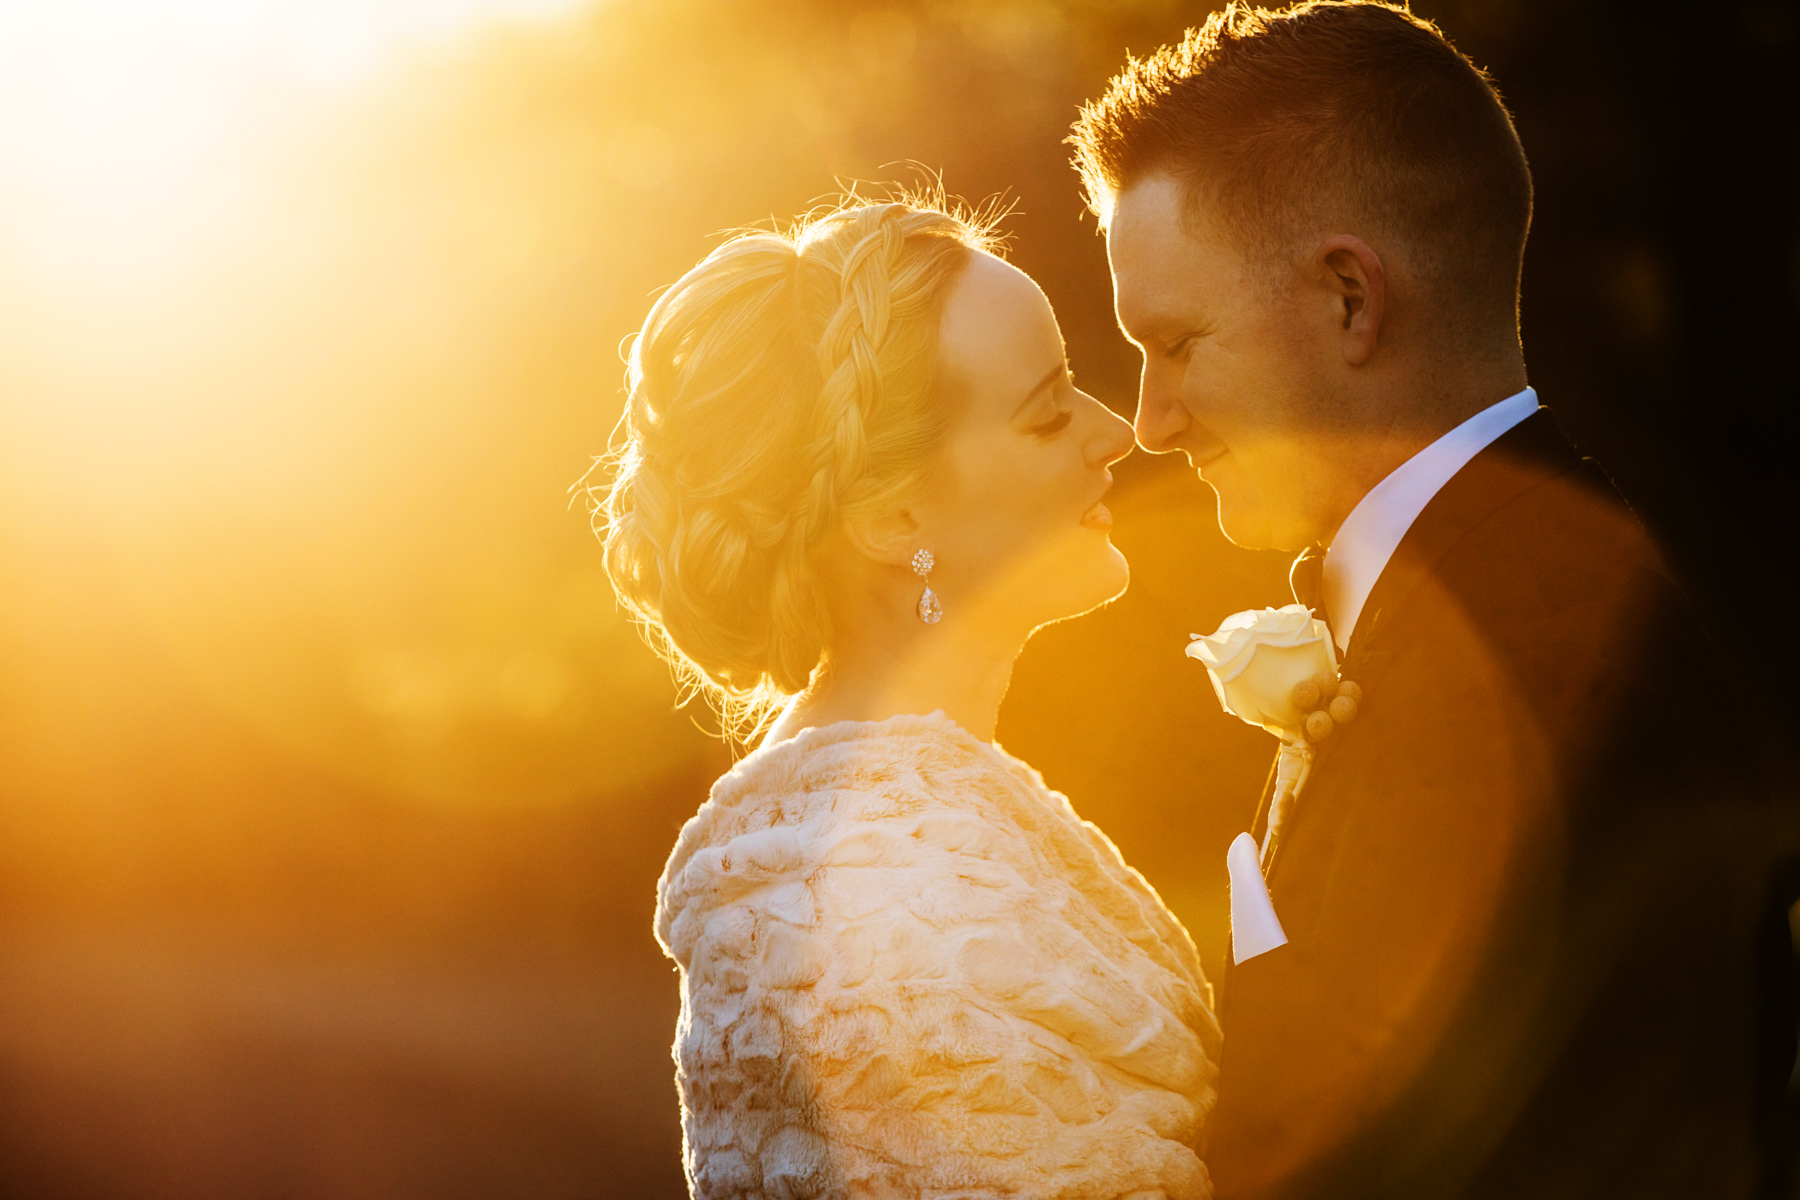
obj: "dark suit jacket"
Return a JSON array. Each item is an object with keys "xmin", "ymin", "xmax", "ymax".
[{"xmin": 1207, "ymin": 410, "xmax": 1787, "ymax": 1200}]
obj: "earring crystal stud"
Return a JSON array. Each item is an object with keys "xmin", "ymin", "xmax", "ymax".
[{"xmin": 911, "ymin": 549, "xmax": 942, "ymax": 625}]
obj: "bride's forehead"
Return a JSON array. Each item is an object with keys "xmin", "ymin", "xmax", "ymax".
[
  {"xmin": 939, "ymin": 252, "xmax": 1060, "ymax": 366},
  {"xmin": 936, "ymin": 262, "xmax": 1058, "ymax": 413}
]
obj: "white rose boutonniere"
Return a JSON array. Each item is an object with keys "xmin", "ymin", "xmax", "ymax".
[
  {"xmin": 1188, "ymin": 606, "xmax": 1365, "ymax": 961},
  {"xmin": 1186, "ymin": 604, "xmax": 1338, "ymax": 739}
]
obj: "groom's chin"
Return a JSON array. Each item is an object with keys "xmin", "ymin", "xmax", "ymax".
[
  {"xmin": 1209, "ymin": 483, "xmax": 1315, "ymax": 553},
  {"xmin": 1211, "ymin": 488, "xmax": 1278, "ymax": 552}
]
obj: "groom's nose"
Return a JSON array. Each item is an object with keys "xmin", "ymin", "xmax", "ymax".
[{"xmin": 1134, "ymin": 359, "xmax": 1191, "ymax": 453}]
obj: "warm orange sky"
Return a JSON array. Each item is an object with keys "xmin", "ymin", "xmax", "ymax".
[{"xmin": 0, "ymin": 0, "xmax": 707, "ymax": 811}]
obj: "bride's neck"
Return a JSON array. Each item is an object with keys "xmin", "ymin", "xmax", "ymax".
[{"xmin": 767, "ymin": 615, "xmax": 1022, "ymax": 746}]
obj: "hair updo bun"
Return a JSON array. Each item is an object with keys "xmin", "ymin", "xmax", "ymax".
[{"xmin": 595, "ymin": 197, "xmax": 1001, "ymax": 731}]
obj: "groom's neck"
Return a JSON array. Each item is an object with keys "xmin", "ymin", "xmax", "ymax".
[
  {"xmin": 1316, "ymin": 345, "xmax": 1528, "ymax": 548},
  {"xmin": 1412, "ymin": 338, "xmax": 1529, "ymax": 432}
]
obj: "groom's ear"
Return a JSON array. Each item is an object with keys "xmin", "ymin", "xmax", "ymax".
[
  {"xmin": 1314, "ymin": 235, "xmax": 1385, "ymax": 367},
  {"xmin": 841, "ymin": 506, "xmax": 922, "ymax": 570}
]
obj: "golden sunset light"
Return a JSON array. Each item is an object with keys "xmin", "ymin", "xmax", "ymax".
[{"xmin": 0, "ymin": 1, "xmax": 1791, "ymax": 1196}]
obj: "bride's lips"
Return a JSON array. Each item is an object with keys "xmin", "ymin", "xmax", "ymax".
[{"xmin": 1080, "ymin": 478, "xmax": 1115, "ymax": 529}]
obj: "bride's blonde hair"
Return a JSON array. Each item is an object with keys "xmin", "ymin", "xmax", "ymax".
[{"xmin": 595, "ymin": 194, "xmax": 1003, "ymax": 734}]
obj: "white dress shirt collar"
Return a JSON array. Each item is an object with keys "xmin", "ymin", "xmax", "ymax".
[{"xmin": 1322, "ymin": 387, "xmax": 1540, "ymax": 652}]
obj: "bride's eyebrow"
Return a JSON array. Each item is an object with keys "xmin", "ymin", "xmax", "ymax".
[{"xmin": 1011, "ymin": 362, "xmax": 1067, "ymax": 418}]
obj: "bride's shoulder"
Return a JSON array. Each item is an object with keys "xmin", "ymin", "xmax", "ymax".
[
  {"xmin": 653, "ymin": 713, "xmax": 1037, "ymax": 951},
  {"xmin": 677, "ymin": 711, "xmax": 1017, "ymax": 853},
  {"xmin": 726, "ymin": 710, "xmax": 1011, "ymax": 812}
]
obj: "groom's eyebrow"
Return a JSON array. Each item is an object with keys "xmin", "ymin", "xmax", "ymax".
[
  {"xmin": 1116, "ymin": 304, "xmax": 1179, "ymax": 351},
  {"xmin": 1013, "ymin": 363, "xmax": 1066, "ymax": 417},
  {"xmin": 1117, "ymin": 315, "xmax": 1162, "ymax": 349},
  {"xmin": 1113, "ymin": 301, "xmax": 1148, "ymax": 345}
]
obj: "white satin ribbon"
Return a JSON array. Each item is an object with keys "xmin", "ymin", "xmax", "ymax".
[{"xmin": 1262, "ymin": 738, "xmax": 1314, "ymax": 861}]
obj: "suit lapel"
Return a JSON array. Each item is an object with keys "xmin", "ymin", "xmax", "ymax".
[
  {"xmin": 1263, "ymin": 409, "xmax": 1585, "ymax": 886},
  {"xmin": 1341, "ymin": 408, "xmax": 1582, "ymax": 681}
]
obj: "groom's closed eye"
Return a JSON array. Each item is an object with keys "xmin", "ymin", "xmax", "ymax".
[{"xmin": 1144, "ymin": 329, "xmax": 1206, "ymax": 362}]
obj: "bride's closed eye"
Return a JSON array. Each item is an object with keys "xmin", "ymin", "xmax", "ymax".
[{"xmin": 1031, "ymin": 375, "xmax": 1078, "ymax": 437}]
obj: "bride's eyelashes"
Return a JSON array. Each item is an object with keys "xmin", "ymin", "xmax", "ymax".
[
  {"xmin": 1020, "ymin": 368, "xmax": 1076, "ymax": 438},
  {"xmin": 1033, "ymin": 375, "xmax": 1078, "ymax": 437}
]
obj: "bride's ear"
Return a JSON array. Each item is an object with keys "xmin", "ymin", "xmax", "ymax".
[{"xmin": 841, "ymin": 506, "xmax": 922, "ymax": 570}]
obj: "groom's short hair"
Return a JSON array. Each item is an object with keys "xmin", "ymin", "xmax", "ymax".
[{"xmin": 1071, "ymin": 1, "xmax": 1532, "ymax": 328}]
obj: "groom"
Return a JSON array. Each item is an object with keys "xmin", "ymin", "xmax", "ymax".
[{"xmin": 1074, "ymin": 4, "xmax": 1787, "ymax": 1198}]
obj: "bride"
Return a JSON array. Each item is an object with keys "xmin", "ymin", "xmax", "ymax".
[{"xmin": 597, "ymin": 196, "xmax": 1220, "ymax": 1198}]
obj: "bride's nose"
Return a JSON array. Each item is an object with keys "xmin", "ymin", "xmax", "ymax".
[{"xmin": 1082, "ymin": 391, "xmax": 1136, "ymax": 467}]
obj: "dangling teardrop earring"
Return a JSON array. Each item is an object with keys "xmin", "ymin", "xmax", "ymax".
[{"xmin": 912, "ymin": 549, "xmax": 942, "ymax": 625}]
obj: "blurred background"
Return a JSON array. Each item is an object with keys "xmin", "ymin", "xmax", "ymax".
[{"xmin": 0, "ymin": 0, "xmax": 1794, "ymax": 1195}]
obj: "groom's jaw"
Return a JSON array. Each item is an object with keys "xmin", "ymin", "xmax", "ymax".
[
  {"xmin": 1204, "ymin": 451, "xmax": 1338, "ymax": 553},
  {"xmin": 1212, "ymin": 491, "xmax": 1276, "ymax": 552}
]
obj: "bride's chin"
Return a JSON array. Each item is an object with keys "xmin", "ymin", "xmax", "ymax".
[
  {"xmin": 1098, "ymin": 544, "xmax": 1131, "ymax": 604},
  {"xmin": 1051, "ymin": 545, "xmax": 1131, "ymax": 623}
]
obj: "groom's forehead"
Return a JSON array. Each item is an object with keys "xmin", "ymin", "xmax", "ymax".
[
  {"xmin": 1107, "ymin": 181, "xmax": 1221, "ymax": 326},
  {"xmin": 1107, "ymin": 176, "xmax": 1232, "ymax": 284},
  {"xmin": 1106, "ymin": 177, "xmax": 1186, "ymax": 250}
]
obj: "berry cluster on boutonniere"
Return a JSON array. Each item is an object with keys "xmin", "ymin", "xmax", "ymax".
[{"xmin": 1289, "ymin": 674, "xmax": 1362, "ymax": 744}]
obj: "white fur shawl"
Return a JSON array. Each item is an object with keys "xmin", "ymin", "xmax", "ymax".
[{"xmin": 655, "ymin": 712, "xmax": 1221, "ymax": 1199}]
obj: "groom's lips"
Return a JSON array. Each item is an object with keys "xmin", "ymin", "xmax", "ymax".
[{"xmin": 1191, "ymin": 447, "xmax": 1228, "ymax": 476}]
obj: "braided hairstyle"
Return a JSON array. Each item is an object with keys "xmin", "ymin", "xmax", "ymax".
[{"xmin": 597, "ymin": 199, "xmax": 1001, "ymax": 733}]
